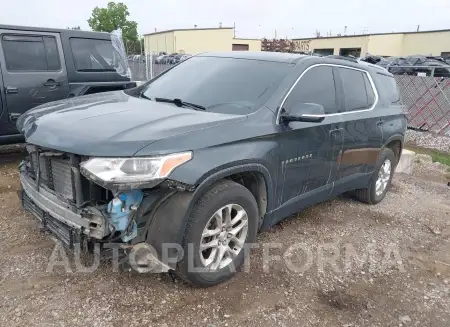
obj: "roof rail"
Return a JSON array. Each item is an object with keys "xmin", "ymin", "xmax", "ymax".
[
  {"xmin": 326, "ymin": 55, "xmax": 358, "ymax": 63},
  {"xmin": 357, "ymin": 60, "xmax": 387, "ymax": 71}
]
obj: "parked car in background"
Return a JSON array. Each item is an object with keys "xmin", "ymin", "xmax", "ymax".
[
  {"xmin": 169, "ymin": 54, "xmax": 184, "ymax": 64},
  {"xmin": 0, "ymin": 24, "xmax": 135, "ymax": 144},
  {"xmin": 155, "ymin": 54, "xmax": 168, "ymax": 64},
  {"xmin": 136, "ymin": 54, "xmax": 146, "ymax": 63},
  {"xmin": 375, "ymin": 55, "xmax": 450, "ymax": 77},
  {"xmin": 170, "ymin": 54, "xmax": 192, "ymax": 64},
  {"xmin": 161, "ymin": 53, "xmax": 179, "ymax": 64},
  {"xmin": 180, "ymin": 54, "xmax": 192, "ymax": 62},
  {"xmin": 17, "ymin": 52, "xmax": 406, "ymax": 287}
]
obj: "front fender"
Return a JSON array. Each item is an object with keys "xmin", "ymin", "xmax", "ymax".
[
  {"xmin": 143, "ymin": 191, "xmax": 195, "ymax": 269},
  {"xmin": 143, "ymin": 163, "xmax": 275, "ymax": 266}
]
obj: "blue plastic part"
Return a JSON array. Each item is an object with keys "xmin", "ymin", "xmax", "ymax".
[{"xmin": 106, "ymin": 189, "xmax": 143, "ymax": 242}]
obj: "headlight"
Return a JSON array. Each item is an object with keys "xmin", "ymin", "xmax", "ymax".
[{"xmin": 80, "ymin": 152, "xmax": 192, "ymax": 184}]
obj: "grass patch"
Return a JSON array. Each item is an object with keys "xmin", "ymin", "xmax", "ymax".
[{"xmin": 405, "ymin": 144, "xmax": 450, "ymax": 167}]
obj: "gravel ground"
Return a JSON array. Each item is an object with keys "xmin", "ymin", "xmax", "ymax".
[
  {"xmin": 0, "ymin": 150, "xmax": 449, "ymax": 327},
  {"xmin": 405, "ymin": 130, "xmax": 450, "ymax": 153}
]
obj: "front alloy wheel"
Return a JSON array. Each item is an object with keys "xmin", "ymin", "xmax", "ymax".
[
  {"xmin": 200, "ymin": 204, "xmax": 249, "ymax": 270},
  {"xmin": 176, "ymin": 180, "xmax": 258, "ymax": 287}
]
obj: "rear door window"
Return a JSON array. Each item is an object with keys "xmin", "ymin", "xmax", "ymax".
[
  {"xmin": 339, "ymin": 67, "xmax": 375, "ymax": 112},
  {"xmin": 1, "ymin": 35, "xmax": 61, "ymax": 71}
]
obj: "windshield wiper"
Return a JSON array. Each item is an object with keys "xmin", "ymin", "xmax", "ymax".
[
  {"xmin": 140, "ymin": 93, "xmax": 152, "ymax": 101},
  {"xmin": 154, "ymin": 97, "xmax": 206, "ymax": 111}
]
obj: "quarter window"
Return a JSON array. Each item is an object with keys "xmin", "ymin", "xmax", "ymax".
[
  {"xmin": 1, "ymin": 35, "xmax": 61, "ymax": 71},
  {"xmin": 284, "ymin": 66, "xmax": 338, "ymax": 114},
  {"xmin": 376, "ymin": 73, "xmax": 401, "ymax": 105},
  {"xmin": 339, "ymin": 67, "xmax": 375, "ymax": 112},
  {"xmin": 70, "ymin": 38, "xmax": 117, "ymax": 71}
]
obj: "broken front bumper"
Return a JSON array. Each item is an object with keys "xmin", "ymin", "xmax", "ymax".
[
  {"xmin": 19, "ymin": 172, "xmax": 173, "ymax": 272},
  {"xmin": 20, "ymin": 173, "xmax": 92, "ymax": 246}
]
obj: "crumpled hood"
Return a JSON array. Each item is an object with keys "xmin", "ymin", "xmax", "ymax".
[{"xmin": 17, "ymin": 91, "xmax": 246, "ymax": 156}]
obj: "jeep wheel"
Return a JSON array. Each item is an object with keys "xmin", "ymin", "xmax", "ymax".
[
  {"xmin": 354, "ymin": 148, "xmax": 396, "ymax": 204},
  {"xmin": 176, "ymin": 180, "xmax": 258, "ymax": 287}
]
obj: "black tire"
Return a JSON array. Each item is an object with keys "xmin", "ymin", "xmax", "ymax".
[
  {"xmin": 354, "ymin": 148, "xmax": 396, "ymax": 204},
  {"xmin": 176, "ymin": 180, "xmax": 258, "ymax": 287}
]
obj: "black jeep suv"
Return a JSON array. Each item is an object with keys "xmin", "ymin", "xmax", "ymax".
[
  {"xmin": 0, "ymin": 24, "xmax": 135, "ymax": 145},
  {"xmin": 17, "ymin": 52, "xmax": 406, "ymax": 287}
]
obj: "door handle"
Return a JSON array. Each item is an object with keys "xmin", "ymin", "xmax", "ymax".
[
  {"xmin": 6, "ymin": 86, "xmax": 18, "ymax": 94},
  {"xmin": 43, "ymin": 79, "xmax": 62, "ymax": 87},
  {"xmin": 9, "ymin": 113, "xmax": 21, "ymax": 121},
  {"xmin": 376, "ymin": 120, "xmax": 384, "ymax": 126}
]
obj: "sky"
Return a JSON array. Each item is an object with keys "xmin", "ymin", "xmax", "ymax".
[{"xmin": 1, "ymin": 0, "xmax": 450, "ymax": 39}]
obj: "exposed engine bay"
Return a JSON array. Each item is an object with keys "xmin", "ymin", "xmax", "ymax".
[{"xmin": 20, "ymin": 145, "xmax": 145, "ymax": 245}]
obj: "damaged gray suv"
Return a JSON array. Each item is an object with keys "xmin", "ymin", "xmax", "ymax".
[{"xmin": 17, "ymin": 52, "xmax": 406, "ymax": 287}]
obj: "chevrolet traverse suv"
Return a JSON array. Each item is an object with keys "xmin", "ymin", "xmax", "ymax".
[{"xmin": 17, "ymin": 52, "xmax": 406, "ymax": 287}]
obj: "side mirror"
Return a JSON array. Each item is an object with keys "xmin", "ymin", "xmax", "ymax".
[{"xmin": 280, "ymin": 103, "xmax": 326, "ymax": 123}]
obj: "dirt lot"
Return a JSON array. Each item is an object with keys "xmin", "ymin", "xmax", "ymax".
[{"xmin": 0, "ymin": 148, "xmax": 449, "ymax": 327}]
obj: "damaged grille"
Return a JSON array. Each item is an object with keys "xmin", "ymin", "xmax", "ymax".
[
  {"xmin": 51, "ymin": 158, "xmax": 74, "ymax": 200},
  {"xmin": 24, "ymin": 146, "xmax": 112, "ymax": 206},
  {"xmin": 29, "ymin": 152, "xmax": 74, "ymax": 200}
]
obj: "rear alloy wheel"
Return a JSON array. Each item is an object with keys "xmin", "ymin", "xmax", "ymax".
[
  {"xmin": 354, "ymin": 148, "xmax": 396, "ymax": 204},
  {"xmin": 176, "ymin": 180, "xmax": 258, "ymax": 287},
  {"xmin": 375, "ymin": 159, "xmax": 391, "ymax": 196}
]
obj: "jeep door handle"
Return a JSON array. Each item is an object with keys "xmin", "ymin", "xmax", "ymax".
[
  {"xmin": 376, "ymin": 120, "xmax": 384, "ymax": 126},
  {"xmin": 9, "ymin": 113, "xmax": 21, "ymax": 121},
  {"xmin": 43, "ymin": 79, "xmax": 62, "ymax": 87},
  {"xmin": 6, "ymin": 86, "xmax": 18, "ymax": 94}
]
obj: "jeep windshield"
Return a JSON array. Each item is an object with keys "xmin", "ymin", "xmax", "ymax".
[
  {"xmin": 140, "ymin": 56, "xmax": 292, "ymax": 114},
  {"xmin": 70, "ymin": 36, "xmax": 128, "ymax": 76}
]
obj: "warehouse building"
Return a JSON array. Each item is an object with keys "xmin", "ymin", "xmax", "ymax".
[
  {"xmin": 293, "ymin": 29, "xmax": 450, "ymax": 57},
  {"xmin": 144, "ymin": 27, "xmax": 450, "ymax": 58},
  {"xmin": 143, "ymin": 27, "xmax": 261, "ymax": 54}
]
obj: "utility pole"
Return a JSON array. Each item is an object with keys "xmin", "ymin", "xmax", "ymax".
[
  {"xmin": 274, "ymin": 29, "xmax": 277, "ymax": 39},
  {"xmin": 417, "ymin": 25, "xmax": 420, "ymax": 32},
  {"xmin": 233, "ymin": 22, "xmax": 236, "ymax": 38}
]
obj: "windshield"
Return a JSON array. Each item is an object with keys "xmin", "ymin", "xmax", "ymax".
[
  {"xmin": 141, "ymin": 56, "xmax": 292, "ymax": 114},
  {"xmin": 70, "ymin": 37, "xmax": 128, "ymax": 76}
]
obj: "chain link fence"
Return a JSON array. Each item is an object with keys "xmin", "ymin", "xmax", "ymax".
[
  {"xmin": 393, "ymin": 70, "xmax": 450, "ymax": 136},
  {"xmin": 128, "ymin": 54, "xmax": 176, "ymax": 82}
]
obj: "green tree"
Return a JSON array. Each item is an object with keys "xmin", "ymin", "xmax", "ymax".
[{"xmin": 88, "ymin": 2, "xmax": 138, "ymax": 46}]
